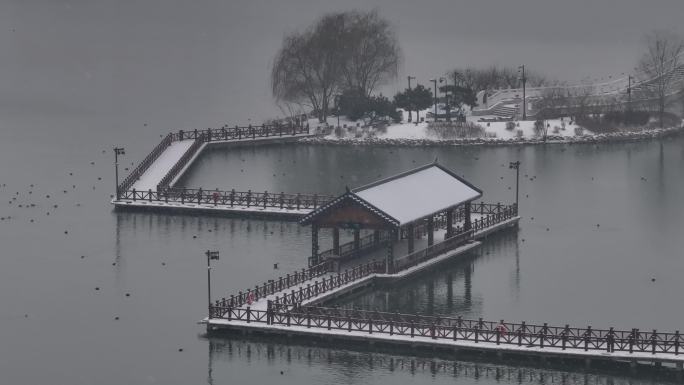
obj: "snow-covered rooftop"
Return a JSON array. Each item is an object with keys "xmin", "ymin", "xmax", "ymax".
[{"xmin": 352, "ymin": 163, "xmax": 482, "ymax": 225}]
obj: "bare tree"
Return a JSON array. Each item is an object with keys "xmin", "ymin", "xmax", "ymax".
[
  {"xmin": 452, "ymin": 65, "xmax": 546, "ymax": 93},
  {"xmin": 339, "ymin": 10, "xmax": 401, "ymax": 97},
  {"xmin": 271, "ymin": 10, "xmax": 401, "ymax": 122},
  {"xmin": 637, "ymin": 30, "xmax": 684, "ymax": 127},
  {"xmin": 271, "ymin": 15, "xmax": 345, "ymax": 122}
]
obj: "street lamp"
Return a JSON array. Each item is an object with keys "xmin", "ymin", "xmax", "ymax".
[
  {"xmin": 407, "ymin": 76, "xmax": 416, "ymax": 122},
  {"xmin": 509, "ymin": 161, "xmax": 521, "ymax": 209},
  {"xmin": 113, "ymin": 147, "xmax": 125, "ymax": 200},
  {"xmin": 206, "ymin": 250, "xmax": 220, "ymax": 318},
  {"xmin": 518, "ymin": 65, "xmax": 527, "ymax": 120},
  {"xmin": 439, "ymin": 77, "xmax": 449, "ymax": 121},
  {"xmin": 334, "ymin": 94, "xmax": 341, "ymax": 128},
  {"xmin": 429, "ymin": 78, "xmax": 438, "ymax": 121}
]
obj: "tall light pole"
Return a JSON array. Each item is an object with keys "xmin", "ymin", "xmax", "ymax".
[
  {"xmin": 518, "ymin": 65, "xmax": 527, "ymax": 120},
  {"xmin": 509, "ymin": 161, "xmax": 520, "ymax": 208},
  {"xmin": 430, "ymin": 78, "xmax": 438, "ymax": 122},
  {"xmin": 627, "ymin": 75, "xmax": 633, "ymax": 112},
  {"xmin": 334, "ymin": 94, "xmax": 341, "ymax": 128},
  {"xmin": 206, "ymin": 250, "xmax": 220, "ymax": 319},
  {"xmin": 114, "ymin": 147, "xmax": 125, "ymax": 200},
  {"xmin": 439, "ymin": 77, "xmax": 449, "ymax": 121},
  {"xmin": 407, "ymin": 76, "xmax": 416, "ymax": 122}
]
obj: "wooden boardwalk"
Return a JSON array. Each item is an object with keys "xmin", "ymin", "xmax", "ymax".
[
  {"xmin": 112, "ymin": 123, "xmax": 324, "ymax": 217},
  {"xmin": 201, "ymin": 213, "xmax": 684, "ymax": 372}
]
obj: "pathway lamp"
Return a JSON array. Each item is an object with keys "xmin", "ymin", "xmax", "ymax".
[
  {"xmin": 518, "ymin": 65, "xmax": 527, "ymax": 120},
  {"xmin": 114, "ymin": 147, "xmax": 125, "ymax": 200},
  {"xmin": 509, "ymin": 161, "xmax": 521, "ymax": 208},
  {"xmin": 407, "ymin": 76, "xmax": 416, "ymax": 122},
  {"xmin": 206, "ymin": 250, "xmax": 220, "ymax": 318},
  {"xmin": 429, "ymin": 79, "xmax": 438, "ymax": 121}
]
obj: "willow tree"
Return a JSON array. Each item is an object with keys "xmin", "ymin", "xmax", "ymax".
[
  {"xmin": 637, "ymin": 30, "xmax": 684, "ymax": 127},
  {"xmin": 271, "ymin": 10, "xmax": 401, "ymax": 122}
]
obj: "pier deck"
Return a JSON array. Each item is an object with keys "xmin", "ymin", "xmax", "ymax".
[{"xmin": 113, "ymin": 123, "xmax": 321, "ymax": 217}]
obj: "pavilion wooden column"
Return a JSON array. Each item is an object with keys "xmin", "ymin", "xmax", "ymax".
[
  {"xmin": 373, "ymin": 230, "xmax": 380, "ymax": 245},
  {"xmin": 446, "ymin": 208, "xmax": 454, "ymax": 238},
  {"xmin": 385, "ymin": 228, "xmax": 395, "ymax": 274},
  {"xmin": 353, "ymin": 228, "xmax": 361, "ymax": 256},
  {"xmin": 332, "ymin": 227, "xmax": 340, "ymax": 255},
  {"xmin": 464, "ymin": 202, "xmax": 472, "ymax": 231},
  {"xmin": 407, "ymin": 223, "xmax": 415, "ymax": 254},
  {"xmin": 427, "ymin": 217, "xmax": 434, "ymax": 246},
  {"xmin": 310, "ymin": 224, "xmax": 319, "ymax": 267}
]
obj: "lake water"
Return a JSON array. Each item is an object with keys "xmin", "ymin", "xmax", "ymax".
[
  {"xmin": 3, "ymin": 1, "xmax": 684, "ymax": 382},
  {"xmin": 2, "ymin": 123, "xmax": 683, "ymax": 384}
]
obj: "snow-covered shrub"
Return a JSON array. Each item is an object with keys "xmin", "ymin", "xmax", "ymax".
[
  {"xmin": 485, "ymin": 131, "xmax": 497, "ymax": 138},
  {"xmin": 516, "ymin": 129, "xmax": 523, "ymax": 138},
  {"xmin": 505, "ymin": 121, "xmax": 516, "ymax": 131},
  {"xmin": 426, "ymin": 121, "xmax": 485, "ymax": 139},
  {"xmin": 333, "ymin": 126, "xmax": 344, "ymax": 138},
  {"xmin": 552, "ymin": 126, "xmax": 560, "ymax": 134},
  {"xmin": 534, "ymin": 120, "xmax": 545, "ymax": 137},
  {"xmin": 574, "ymin": 126, "xmax": 584, "ymax": 136}
]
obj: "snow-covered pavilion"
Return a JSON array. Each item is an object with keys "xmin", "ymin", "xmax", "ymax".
[{"xmin": 299, "ymin": 161, "xmax": 483, "ymax": 272}]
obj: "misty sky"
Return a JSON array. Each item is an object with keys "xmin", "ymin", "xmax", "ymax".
[{"xmin": 2, "ymin": 0, "xmax": 684, "ymax": 126}]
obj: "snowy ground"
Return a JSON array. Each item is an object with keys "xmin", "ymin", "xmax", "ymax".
[{"xmin": 312, "ymin": 109, "xmax": 589, "ymax": 142}]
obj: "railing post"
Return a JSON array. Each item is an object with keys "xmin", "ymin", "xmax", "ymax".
[
  {"xmin": 263, "ymin": 191, "xmax": 268, "ymax": 209},
  {"xmin": 518, "ymin": 321, "xmax": 525, "ymax": 346},
  {"xmin": 279, "ymin": 192, "xmax": 284, "ymax": 209},
  {"xmin": 629, "ymin": 329, "xmax": 635, "ymax": 353},
  {"xmin": 651, "ymin": 330, "xmax": 657, "ymax": 355},
  {"xmin": 562, "ymin": 325, "xmax": 569, "ymax": 350},
  {"xmin": 236, "ymin": 125, "xmax": 240, "ymax": 140},
  {"xmin": 198, "ymin": 187, "xmax": 202, "ymax": 204},
  {"xmin": 246, "ymin": 190, "xmax": 251, "ymax": 207},
  {"xmin": 230, "ymin": 189, "xmax": 235, "ymax": 207},
  {"xmin": 207, "ymin": 128, "xmax": 212, "ymax": 142},
  {"xmin": 584, "ymin": 326, "xmax": 591, "ymax": 351},
  {"xmin": 246, "ymin": 307, "xmax": 251, "ymax": 323},
  {"xmin": 148, "ymin": 189, "xmax": 153, "ymax": 202},
  {"xmin": 132, "ymin": 188, "xmax": 137, "ymax": 201},
  {"xmin": 296, "ymin": 193, "xmax": 301, "ymax": 210},
  {"xmin": 675, "ymin": 330, "xmax": 680, "ymax": 355}
]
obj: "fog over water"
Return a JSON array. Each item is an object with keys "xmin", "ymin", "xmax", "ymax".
[{"xmin": 1, "ymin": 1, "xmax": 684, "ymax": 384}]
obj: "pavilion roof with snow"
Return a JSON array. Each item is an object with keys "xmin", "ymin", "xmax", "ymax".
[{"xmin": 300, "ymin": 161, "xmax": 482, "ymax": 229}]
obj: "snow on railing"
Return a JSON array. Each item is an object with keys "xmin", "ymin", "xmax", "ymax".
[{"xmin": 213, "ymin": 305, "xmax": 683, "ymax": 356}]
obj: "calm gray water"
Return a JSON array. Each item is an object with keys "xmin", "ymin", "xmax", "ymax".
[
  {"xmin": 2, "ymin": 127, "xmax": 681, "ymax": 384},
  {"xmin": 3, "ymin": 1, "xmax": 684, "ymax": 383}
]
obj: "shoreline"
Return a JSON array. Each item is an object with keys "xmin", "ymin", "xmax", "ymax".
[{"xmin": 299, "ymin": 125, "xmax": 683, "ymax": 147}]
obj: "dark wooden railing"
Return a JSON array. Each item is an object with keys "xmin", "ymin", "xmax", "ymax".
[
  {"xmin": 156, "ymin": 133, "xmax": 206, "ymax": 191},
  {"xmin": 317, "ymin": 232, "xmax": 391, "ymax": 262},
  {"xmin": 211, "ymin": 305, "xmax": 683, "ymax": 356},
  {"xmin": 117, "ymin": 133, "xmax": 173, "ymax": 195},
  {"xmin": 211, "ymin": 260, "xmax": 384, "ymax": 314},
  {"xmin": 170, "ymin": 122, "xmax": 309, "ymax": 142},
  {"xmin": 214, "ymin": 260, "xmax": 334, "ymax": 309},
  {"xmin": 118, "ymin": 187, "xmax": 334, "ymax": 211},
  {"xmin": 393, "ymin": 230, "xmax": 474, "ymax": 272}
]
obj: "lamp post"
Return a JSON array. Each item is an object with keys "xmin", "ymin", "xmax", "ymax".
[
  {"xmin": 509, "ymin": 161, "xmax": 521, "ymax": 208},
  {"xmin": 407, "ymin": 76, "xmax": 416, "ymax": 122},
  {"xmin": 439, "ymin": 77, "xmax": 449, "ymax": 121},
  {"xmin": 206, "ymin": 250, "xmax": 220, "ymax": 319},
  {"xmin": 430, "ymin": 78, "xmax": 438, "ymax": 121},
  {"xmin": 518, "ymin": 65, "xmax": 527, "ymax": 120},
  {"xmin": 627, "ymin": 75, "xmax": 633, "ymax": 112},
  {"xmin": 113, "ymin": 147, "xmax": 125, "ymax": 200},
  {"xmin": 334, "ymin": 95, "xmax": 341, "ymax": 128}
]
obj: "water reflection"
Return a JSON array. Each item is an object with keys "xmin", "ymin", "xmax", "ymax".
[
  {"xmin": 206, "ymin": 337, "xmax": 681, "ymax": 385},
  {"xmin": 330, "ymin": 230, "xmax": 519, "ymax": 319}
]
